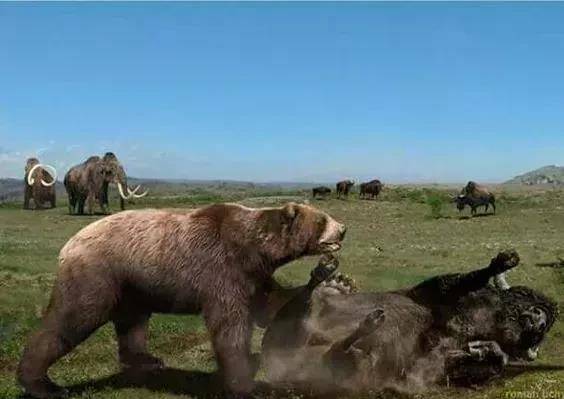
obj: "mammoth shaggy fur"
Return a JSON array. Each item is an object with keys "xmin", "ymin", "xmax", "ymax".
[
  {"xmin": 64, "ymin": 152, "xmax": 147, "ymax": 215},
  {"xmin": 23, "ymin": 158, "xmax": 57, "ymax": 210},
  {"xmin": 260, "ymin": 250, "xmax": 558, "ymax": 394}
]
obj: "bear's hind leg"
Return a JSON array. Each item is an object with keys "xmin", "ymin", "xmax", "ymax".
[
  {"xmin": 113, "ymin": 312, "xmax": 164, "ymax": 371},
  {"xmin": 17, "ymin": 310, "xmax": 108, "ymax": 398}
]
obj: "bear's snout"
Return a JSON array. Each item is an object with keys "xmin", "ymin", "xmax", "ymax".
[
  {"xmin": 318, "ymin": 218, "xmax": 346, "ymax": 253},
  {"xmin": 339, "ymin": 224, "xmax": 347, "ymax": 241}
]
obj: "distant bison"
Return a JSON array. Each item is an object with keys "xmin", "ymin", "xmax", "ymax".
[
  {"xmin": 312, "ymin": 186, "xmax": 331, "ymax": 199},
  {"xmin": 359, "ymin": 179, "xmax": 383, "ymax": 200},
  {"xmin": 455, "ymin": 181, "xmax": 496, "ymax": 215},
  {"xmin": 336, "ymin": 180, "xmax": 355, "ymax": 199}
]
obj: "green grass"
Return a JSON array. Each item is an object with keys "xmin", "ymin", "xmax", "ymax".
[{"xmin": 1, "ymin": 187, "xmax": 563, "ymax": 399}]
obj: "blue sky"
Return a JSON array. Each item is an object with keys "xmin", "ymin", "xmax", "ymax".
[{"xmin": 1, "ymin": 3, "xmax": 564, "ymax": 183}]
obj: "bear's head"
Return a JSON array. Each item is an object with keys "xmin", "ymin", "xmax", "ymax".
[{"xmin": 254, "ymin": 202, "xmax": 346, "ymax": 266}]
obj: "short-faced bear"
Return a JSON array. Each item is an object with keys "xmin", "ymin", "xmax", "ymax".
[{"xmin": 17, "ymin": 202, "xmax": 346, "ymax": 398}]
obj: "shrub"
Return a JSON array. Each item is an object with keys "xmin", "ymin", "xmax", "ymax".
[{"xmin": 426, "ymin": 194, "xmax": 444, "ymax": 219}]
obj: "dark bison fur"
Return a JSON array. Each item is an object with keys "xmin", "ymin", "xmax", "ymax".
[
  {"xmin": 312, "ymin": 186, "xmax": 331, "ymax": 199},
  {"xmin": 261, "ymin": 250, "xmax": 558, "ymax": 393},
  {"xmin": 336, "ymin": 180, "xmax": 354, "ymax": 198},
  {"xmin": 455, "ymin": 181, "xmax": 496, "ymax": 215},
  {"xmin": 359, "ymin": 179, "xmax": 383, "ymax": 200}
]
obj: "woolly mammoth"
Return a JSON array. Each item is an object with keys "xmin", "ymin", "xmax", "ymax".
[
  {"xmin": 23, "ymin": 158, "xmax": 57, "ymax": 210},
  {"xmin": 64, "ymin": 152, "xmax": 147, "ymax": 215},
  {"xmin": 261, "ymin": 250, "xmax": 558, "ymax": 393}
]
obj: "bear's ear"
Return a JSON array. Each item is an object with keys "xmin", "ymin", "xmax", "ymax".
[{"xmin": 282, "ymin": 202, "xmax": 299, "ymax": 222}]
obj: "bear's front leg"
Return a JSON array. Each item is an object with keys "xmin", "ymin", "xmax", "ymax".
[{"xmin": 204, "ymin": 300, "xmax": 255, "ymax": 398}]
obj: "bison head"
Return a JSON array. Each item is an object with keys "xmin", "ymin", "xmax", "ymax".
[
  {"xmin": 455, "ymin": 195, "xmax": 466, "ymax": 212},
  {"xmin": 496, "ymin": 285, "xmax": 558, "ymax": 361}
]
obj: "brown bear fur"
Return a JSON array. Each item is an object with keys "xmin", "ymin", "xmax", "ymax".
[{"xmin": 17, "ymin": 202, "xmax": 346, "ymax": 398}]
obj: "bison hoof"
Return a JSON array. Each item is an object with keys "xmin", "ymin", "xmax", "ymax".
[
  {"xmin": 359, "ymin": 308, "xmax": 385, "ymax": 333},
  {"xmin": 310, "ymin": 257, "xmax": 339, "ymax": 286},
  {"xmin": 490, "ymin": 250, "xmax": 520, "ymax": 274},
  {"xmin": 20, "ymin": 376, "xmax": 68, "ymax": 399},
  {"xmin": 121, "ymin": 353, "xmax": 165, "ymax": 371}
]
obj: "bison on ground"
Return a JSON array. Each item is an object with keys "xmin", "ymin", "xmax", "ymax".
[{"xmin": 260, "ymin": 250, "xmax": 557, "ymax": 392}]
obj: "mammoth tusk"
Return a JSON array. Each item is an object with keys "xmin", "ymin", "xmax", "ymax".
[
  {"xmin": 39, "ymin": 164, "xmax": 57, "ymax": 187},
  {"xmin": 127, "ymin": 185, "xmax": 141, "ymax": 195},
  {"xmin": 27, "ymin": 164, "xmax": 57, "ymax": 186},
  {"xmin": 116, "ymin": 182, "xmax": 130, "ymax": 200},
  {"xmin": 27, "ymin": 164, "xmax": 41, "ymax": 185},
  {"xmin": 494, "ymin": 272, "xmax": 510, "ymax": 290},
  {"xmin": 131, "ymin": 188, "xmax": 149, "ymax": 198}
]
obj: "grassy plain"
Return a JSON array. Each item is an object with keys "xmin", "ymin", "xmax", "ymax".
[{"xmin": 0, "ymin": 185, "xmax": 563, "ymax": 399}]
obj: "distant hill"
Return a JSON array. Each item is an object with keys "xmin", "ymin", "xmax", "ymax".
[
  {"xmin": 0, "ymin": 177, "xmax": 317, "ymax": 204},
  {"xmin": 505, "ymin": 165, "xmax": 564, "ymax": 185}
]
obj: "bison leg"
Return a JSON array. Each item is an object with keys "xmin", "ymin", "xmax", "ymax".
[
  {"xmin": 113, "ymin": 312, "xmax": 163, "ymax": 370},
  {"xmin": 408, "ymin": 250, "xmax": 519, "ymax": 305},
  {"xmin": 50, "ymin": 191, "xmax": 56, "ymax": 209},
  {"xmin": 324, "ymin": 308, "xmax": 385, "ymax": 378}
]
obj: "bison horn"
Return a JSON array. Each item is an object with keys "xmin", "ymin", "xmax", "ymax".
[
  {"xmin": 116, "ymin": 182, "xmax": 130, "ymax": 200},
  {"xmin": 493, "ymin": 272, "xmax": 510, "ymax": 290},
  {"xmin": 27, "ymin": 164, "xmax": 57, "ymax": 187}
]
